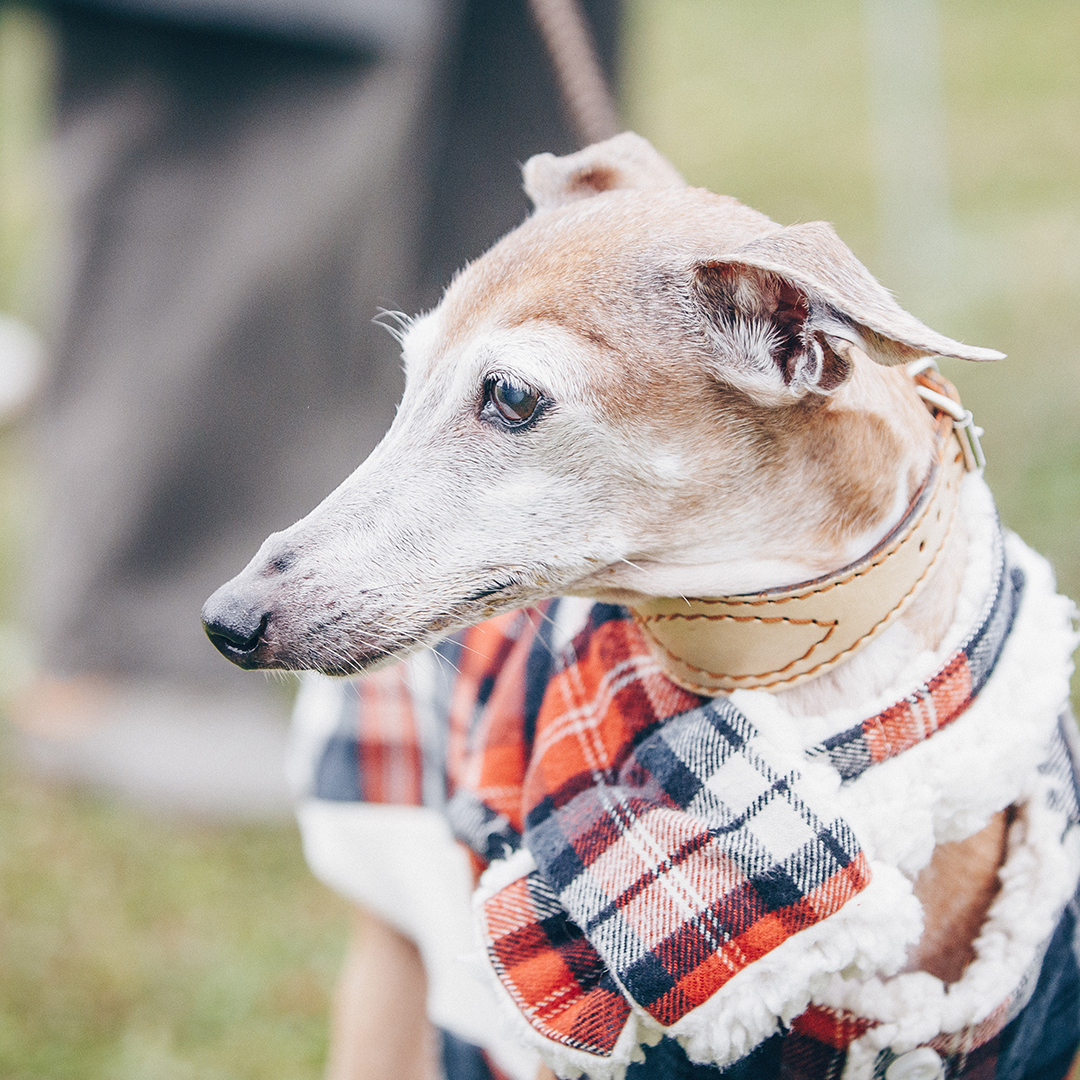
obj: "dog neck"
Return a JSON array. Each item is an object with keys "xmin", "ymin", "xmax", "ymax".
[{"xmin": 629, "ymin": 368, "xmax": 976, "ymax": 711}]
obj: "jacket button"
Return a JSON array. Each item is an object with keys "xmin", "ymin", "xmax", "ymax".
[{"xmin": 885, "ymin": 1047, "xmax": 945, "ymax": 1080}]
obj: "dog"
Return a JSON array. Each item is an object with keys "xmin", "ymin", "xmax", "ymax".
[{"xmin": 203, "ymin": 134, "xmax": 1080, "ymax": 1080}]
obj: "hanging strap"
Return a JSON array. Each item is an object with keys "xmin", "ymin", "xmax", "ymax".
[{"xmin": 527, "ymin": 0, "xmax": 621, "ymax": 146}]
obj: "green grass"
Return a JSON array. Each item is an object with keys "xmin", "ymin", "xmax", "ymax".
[
  {"xmin": 0, "ymin": 5, "xmax": 51, "ymax": 322},
  {"xmin": 0, "ymin": 8, "xmax": 351, "ymax": 1077},
  {"xmin": 0, "ymin": 751, "xmax": 349, "ymax": 1080}
]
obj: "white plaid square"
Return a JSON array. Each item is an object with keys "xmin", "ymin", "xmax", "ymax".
[
  {"xmin": 698, "ymin": 751, "xmax": 775, "ymax": 819},
  {"xmin": 739, "ymin": 789, "xmax": 821, "ymax": 864}
]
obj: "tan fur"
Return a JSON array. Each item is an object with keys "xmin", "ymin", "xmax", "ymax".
[
  {"xmin": 909, "ymin": 809, "xmax": 1012, "ymax": 983},
  {"xmin": 203, "ymin": 133, "xmax": 1008, "ymax": 1009}
]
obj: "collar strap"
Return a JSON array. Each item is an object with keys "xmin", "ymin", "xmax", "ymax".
[{"xmin": 632, "ymin": 366, "xmax": 973, "ymax": 695}]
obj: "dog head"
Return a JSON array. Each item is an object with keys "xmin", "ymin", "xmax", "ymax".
[{"xmin": 202, "ymin": 133, "xmax": 1001, "ymax": 675}]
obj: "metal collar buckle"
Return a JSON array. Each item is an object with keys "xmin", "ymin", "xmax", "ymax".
[{"xmin": 907, "ymin": 358, "xmax": 986, "ymax": 472}]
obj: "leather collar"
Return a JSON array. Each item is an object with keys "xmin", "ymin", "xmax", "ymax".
[{"xmin": 631, "ymin": 367, "xmax": 972, "ymax": 695}]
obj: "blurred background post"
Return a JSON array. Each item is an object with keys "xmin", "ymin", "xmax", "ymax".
[{"xmin": 0, "ymin": 0, "xmax": 1077, "ymax": 1076}]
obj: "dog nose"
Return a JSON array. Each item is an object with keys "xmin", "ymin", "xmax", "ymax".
[{"xmin": 201, "ymin": 586, "xmax": 269, "ymax": 665}]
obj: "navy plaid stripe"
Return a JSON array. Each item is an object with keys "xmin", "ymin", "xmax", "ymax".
[
  {"xmin": 816, "ymin": 738, "xmax": 872, "ymax": 785},
  {"xmin": 1040, "ymin": 712, "xmax": 1080, "ymax": 829},
  {"xmin": 809, "ymin": 529, "xmax": 1023, "ymax": 783},
  {"xmin": 522, "ymin": 598, "xmax": 564, "ymax": 750},
  {"xmin": 313, "ymin": 680, "xmax": 365, "ymax": 801},
  {"xmin": 447, "ymin": 787, "xmax": 521, "ymax": 862},
  {"xmin": 313, "ymin": 731, "xmax": 364, "ymax": 800},
  {"xmin": 970, "ymin": 565, "xmax": 1024, "ymax": 697}
]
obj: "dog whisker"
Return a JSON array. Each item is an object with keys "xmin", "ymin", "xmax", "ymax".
[
  {"xmin": 523, "ymin": 605, "xmax": 566, "ymax": 664},
  {"xmin": 431, "ymin": 647, "xmax": 463, "ymax": 678},
  {"xmin": 372, "ymin": 308, "xmax": 414, "ymax": 347}
]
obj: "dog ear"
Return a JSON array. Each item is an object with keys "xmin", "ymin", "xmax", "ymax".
[
  {"xmin": 523, "ymin": 132, "xmax": 685, "ymax": 213},
  {"xmin": 691, "ymin": 221, "xmax": 1003, "ymax": 400}
]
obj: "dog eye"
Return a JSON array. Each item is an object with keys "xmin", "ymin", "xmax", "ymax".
[{"xmin": 483, "ymin": 376, "xmax": 542, "ymax": 426}]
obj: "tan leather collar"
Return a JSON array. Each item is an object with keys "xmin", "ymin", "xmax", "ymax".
[{"xmin": 632, "ymin": 368, "xmax": 972, "ymax": 695}]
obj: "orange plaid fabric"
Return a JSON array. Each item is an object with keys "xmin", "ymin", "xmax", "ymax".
[{"xmin": 461, "ymin": 604, "xmax": 870, "ymax": 1056}]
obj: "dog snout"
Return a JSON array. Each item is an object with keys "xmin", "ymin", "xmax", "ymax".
[{"xmin": 201, "ymin": 584, "xmax": 272, "ymax": 668}]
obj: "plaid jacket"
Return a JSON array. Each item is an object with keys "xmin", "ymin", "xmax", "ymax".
[{"xmin": 309, "ymin": 537, "xmax": 1080, "ymax": 1080}]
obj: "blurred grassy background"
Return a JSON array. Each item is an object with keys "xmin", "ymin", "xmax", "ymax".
[
  {"xmin": 0, "ymin": 8, "xmax": 354, "ymax": 1078},
  {"xmin": 0, "ymin": 1, "xmax": 1077, "ymax": 1077},
  {"xmin": 0, "ymin": 769, "xmax": 346, "ymax": 1080}
]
